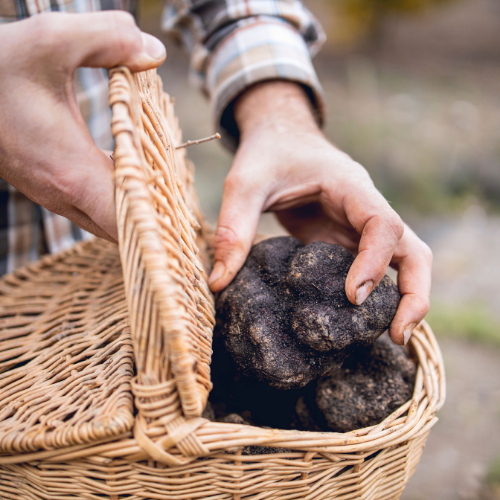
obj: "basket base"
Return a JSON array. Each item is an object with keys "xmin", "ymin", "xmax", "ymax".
[{"xmin": 0, "ymin": 431, "xmax": 429, "ymax": 500}]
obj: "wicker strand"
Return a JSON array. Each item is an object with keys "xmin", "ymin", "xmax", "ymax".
[{"xmin": 176, "ymin": 133, "xmax": 221, "ymax": 150}]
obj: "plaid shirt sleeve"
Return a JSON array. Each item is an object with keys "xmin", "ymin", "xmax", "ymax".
[{"xmin": 162, "ymin": 0, "xmax": 326, "ymax": 150}]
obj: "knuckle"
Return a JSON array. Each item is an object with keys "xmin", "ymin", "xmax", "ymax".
[
  {"xmin": 214, "ymin": 224, "xmax": 242, "ymax": 250},
  {"xmin": 223, "ymin": 172, "xmax": 245, "ymax": 193},
  {"xmin": 420, "ymin": 242, "xmax": 433, "ymax": 264},
  {"xmin": 418, "ymin": 295, "xmax": 431, "ymax": 316},
  {"xmin": 372, "ymin": 211, "xmax": 404, "ymax": 243},
  {"xmin": 108, "ymin": 11, "xmax": 142, "ymax": 55},
  {"xmin": 30, "ymin": 14, "xmax": 64, "ymax": 52},
  {"xmin": 58, "ymin": 178, "xmax": 80, "ymax": 205},
  {"xmin": 388, "ymin": 212, "xmax": 404, "ymax": 240},
  {"xmin": 51, "ymin": 169, "xmax": 86, "ymax": 208},
  {"xmin": 348, "ymin": 161, "xmax": 374, "ymax": 185},
  {"xmin": 108, "ymin": 10, "xmax": 137, "ymax": 28}
]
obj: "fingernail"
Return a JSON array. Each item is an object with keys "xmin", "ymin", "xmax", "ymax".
[
  {"xmin": 209, "ymin": 261, "xmax": 226, "ymax": 286},
  {"xmin": 403, "ymin": 323, "xmax": 417, "ymax": 345},
  {"xmin": 355, "ymin": 280, "xmax": 374, "ymax": 305},
  {"xmin": 141, "ymin": 33, "xmax": 166, "ymax": 61}
]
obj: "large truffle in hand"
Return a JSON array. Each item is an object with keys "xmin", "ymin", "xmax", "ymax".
[
  {"xmin": 294, "ymin": 334, "xmax": 416, "ymax": 433},
  {"xmin": 216, "ymin": 237, "xmax": 400, "ymax": 389}
]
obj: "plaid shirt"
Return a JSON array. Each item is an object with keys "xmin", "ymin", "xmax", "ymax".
[{"xmin": 0, "ymin": 0, "xmax": 324, "ymax": 273}]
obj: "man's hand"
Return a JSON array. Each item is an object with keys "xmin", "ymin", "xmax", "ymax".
[
  {"xmin": 0, "ymin": 12, "xmax": 166, "ymax": 241},
  {"xmin": 208, "ymin": 81, "xmax": 432, "ymax": 346}
]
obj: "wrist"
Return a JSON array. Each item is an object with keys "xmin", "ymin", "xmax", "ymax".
[{"xmin": 234, "ymin": 81, "xmax": 321, "ymax": 140}]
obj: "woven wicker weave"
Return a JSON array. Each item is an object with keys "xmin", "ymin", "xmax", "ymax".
[{"xmin": 0, "ymin": 67, "xmax": 445, "ymax": 500}]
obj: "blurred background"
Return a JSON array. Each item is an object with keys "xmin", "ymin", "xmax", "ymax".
[{"xmin": 139, "ymin": 1, "xmax": 500, "ymax": 498}]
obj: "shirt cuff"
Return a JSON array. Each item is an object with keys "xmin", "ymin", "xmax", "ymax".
[{"xmin": 205, "ymin": 17, "xmax": 326, "ymax": 152}]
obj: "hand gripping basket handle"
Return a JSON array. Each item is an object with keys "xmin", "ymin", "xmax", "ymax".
[{"xmin": 108, "ymin": 67, "xmax": 215, "ymax": 427}]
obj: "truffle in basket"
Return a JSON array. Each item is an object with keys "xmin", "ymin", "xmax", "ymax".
[
  {"xmin": 216, "ymin": 237, "xmax": 400, "ymax": 390},
  {"xmin": 293, "ymin": 334, "xmax": 416, "ymax": 433},
  {"xmin": 209, "ymin": 335, "xmax": 306, "ymax": 429}
]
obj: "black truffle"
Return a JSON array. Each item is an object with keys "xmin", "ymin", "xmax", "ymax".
[
  {"xmin": 216, "ymin": 237, "xmax": 400, "ymax": 389},
  {"xmin": 294, "ymin": 334, "xmax": 416, "ymax": 433},
  {"xmin": 221, "ymin": 413, "xmax": 249, "ymax": 425}
]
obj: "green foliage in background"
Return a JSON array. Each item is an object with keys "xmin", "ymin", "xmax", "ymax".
[
  {"xmin": 480, "ymin": 455, "xmax": 500, "ymax": 500},
  {"xmin": 427, "ymin": 301, "xmax": 500, "ymax": 349},
  {"xmin": 487, "ymin": 455, "xmax": 500, "ymax": 486}
]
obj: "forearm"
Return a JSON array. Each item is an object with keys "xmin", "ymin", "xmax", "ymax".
[{"xmin": 234, "ymin": 81, "xmax": 320, "ymax": 140}]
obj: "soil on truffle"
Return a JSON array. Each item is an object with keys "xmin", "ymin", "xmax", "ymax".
[
  {"xmin": 293, "ymin": 334, "xmax": 417, "ymax": 433},
  {"xmin": 216, "ymin": 237, "xmax": 400, "ymax": 390}
]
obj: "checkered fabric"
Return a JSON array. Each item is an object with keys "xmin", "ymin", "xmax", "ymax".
[
  {"xmin": 0, "ymin": 0, "xmax": 325, "ymax": 273},
  {"xmin": 164, "ymin": 0, "xmax": 325, "ymax": 149}
]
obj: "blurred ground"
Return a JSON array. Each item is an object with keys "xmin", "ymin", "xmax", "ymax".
[
  {"xmin": 402, "ymin": 338, "xmax": 500, "ymax": 500},
  {"xmin": 138, "ymin": 0, "xmax": 500, "ymax": 497}
]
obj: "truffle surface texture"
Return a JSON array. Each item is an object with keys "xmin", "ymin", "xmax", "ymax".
[
  {"xmin": 294, "ymin": 334, "xmax": 416, "ymax": 433},
  {"xmin": 221, "ymin": 413, "xmax": 249, "ymax": 425},
  {"xmin": 216, "ymin": 237, "xmax": 400, "ymax": 389}
]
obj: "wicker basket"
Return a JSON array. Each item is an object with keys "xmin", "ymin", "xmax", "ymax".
[{"xmin": 0, "ymin": 67, "xmax": 445, "ymax": 500}]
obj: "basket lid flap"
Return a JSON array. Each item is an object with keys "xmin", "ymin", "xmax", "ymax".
[
  {"xmin": 0, "ymin": 240, "xmax": 135, "ymax": 457},
  {"xmin": 110, "ymin": 67, "xmax": 215, "ymax": 419}
]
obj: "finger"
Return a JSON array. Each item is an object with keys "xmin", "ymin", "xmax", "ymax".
[
  {"xmin": 10, "ymin": 163, "xmax": 116, "ymax": 242},
  {"xmin": 28, "ymin": 147, "xmax": 118, "ymax": 242},
  {"xmin": 209, "ymin": 172, "xmax": 265, "ymax": 292},
  {"xmin": 61, "ymin": 206, "xmax": 116, "ymax": 242},
  {"xmin": 389, "ymin": 229, "xmax": 432, "ymax": 345},
  {"xmin": 345, "ymin": 210, "xmax": 404, "ymax": 305},
  {"xmin": 34, "ymin": 11, "xmax": 166, "ymax": 72},
  {"xmin": 73, "ymin": 149, "xmax": 118, "ymax": 241},
  {"xmin": 326, "ymin": 179, "xmax": 404, "ymax": 305}
]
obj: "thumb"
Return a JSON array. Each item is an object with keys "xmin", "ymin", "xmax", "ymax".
[
  {"xmin": 209, "ymin": 173, "xmax": 264, "ymax": 292},
  {"xmin": 36, "ymin": 11, "xmax": 166, "ymax": 72}
]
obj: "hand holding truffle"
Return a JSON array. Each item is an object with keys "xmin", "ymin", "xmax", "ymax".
[
  {"xmin": 217, "ymin": 237, "xmax": 401, "ymax": 389},
  {"xmin": 208, "ymin": 81, "xmax": 432, "ymax": 346}
]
